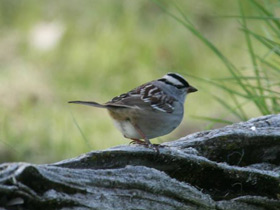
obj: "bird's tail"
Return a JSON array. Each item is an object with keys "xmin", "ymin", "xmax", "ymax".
[{"xmin": 68, "ymin": 101, "xmax": 107, "ymax": 108}]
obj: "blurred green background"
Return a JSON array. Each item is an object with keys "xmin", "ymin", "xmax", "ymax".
[{"xmin": 0, "ymin": 0, "xmax": 277, "ymax": 163}]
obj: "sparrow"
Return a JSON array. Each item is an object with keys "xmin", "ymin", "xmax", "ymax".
[{"xmin": 69, "ymin": 73, "xmax": 197, "ymax": 149}]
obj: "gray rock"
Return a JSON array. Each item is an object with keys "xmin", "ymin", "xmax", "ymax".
[{"xmin": 0, "ymin": 114, "xmax": 279, "ymax": 209}]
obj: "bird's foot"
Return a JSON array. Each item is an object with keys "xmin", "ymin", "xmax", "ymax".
[
  {"xmin": 129, "ymin": 139, "xmax": 162, "ymax": 153},
  {"xmin": 129, "ymin": 138, "xmax": 146, "ymax": 145},
  {"xmin": 129, "ymin": 138, "xmax": 165, "ymax": 154}
]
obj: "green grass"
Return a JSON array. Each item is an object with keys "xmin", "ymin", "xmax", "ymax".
[
  {"xmin": 1, "ymin": 0, "xmax": 277, "ymax": 163},
  {"xmin": 154, "ymin": 0, "xmax": 280, "ymax": 125}
]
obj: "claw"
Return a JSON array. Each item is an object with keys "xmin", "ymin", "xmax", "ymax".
[{"xmin": 129, "ymin": 138, "xmax": 146, "ymax": 145}]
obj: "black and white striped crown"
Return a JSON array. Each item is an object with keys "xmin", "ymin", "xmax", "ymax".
[{"xmin": 158, "ymin": 73, "xmax": 189, "ymax": 89}]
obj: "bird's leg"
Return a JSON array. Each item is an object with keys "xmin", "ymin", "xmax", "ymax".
[
  {"xmin": 130, "ymin": 123, "xmax": 152, "ymax": 145},
  {"xmin": 130, "ymin": 122, "xmax": 159, "ymax": 153}
]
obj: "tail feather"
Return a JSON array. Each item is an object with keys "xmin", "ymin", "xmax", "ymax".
[
  {"xmin": 69, "ymin": 100, "xmax": 136, "ymax": 109},
  {"xmin": 68, "ymin": 101, "xmax": 107, "ymax": 108}
]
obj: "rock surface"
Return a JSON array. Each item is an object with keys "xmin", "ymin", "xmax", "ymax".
[{"xmin": 0, "ymin": 114, "xmax": 279, "ymax": 209}]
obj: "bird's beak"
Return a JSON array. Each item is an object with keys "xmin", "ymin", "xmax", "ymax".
[{"xmin": 186, "ymin": 86, "xmax": 198, "ymax": 93}]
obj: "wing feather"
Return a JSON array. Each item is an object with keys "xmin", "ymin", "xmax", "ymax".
[{"xmin": 107, "ymin": 83, "xmax": 175, "ymax": 113}]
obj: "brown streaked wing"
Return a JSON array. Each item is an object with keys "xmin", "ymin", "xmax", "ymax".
[{"xmin": 107, "ymin": 83, "xmax": 175, "ymax": 113}]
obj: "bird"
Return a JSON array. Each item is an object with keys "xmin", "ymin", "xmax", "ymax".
[{"xmin": 69, "ymin": 73, "xmax": 197, "ymax": 149}]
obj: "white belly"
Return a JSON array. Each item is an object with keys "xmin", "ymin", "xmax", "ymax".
[{"xmin": 112, "ymin": 119, "xmax": 141, "ymax": 139}]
